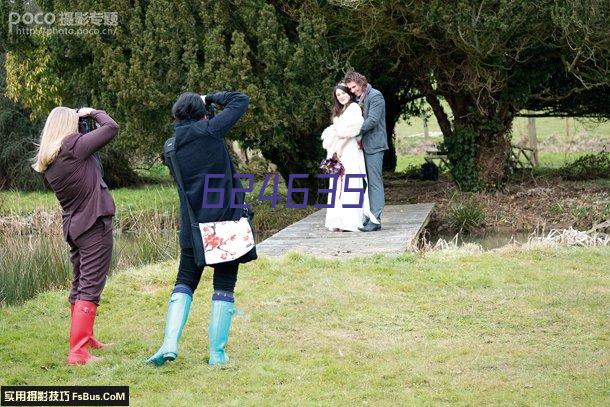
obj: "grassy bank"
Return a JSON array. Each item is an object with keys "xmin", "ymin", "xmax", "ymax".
[{"xmin": 0, "ymin": 247, "xmax": 608, "ymax": 405}]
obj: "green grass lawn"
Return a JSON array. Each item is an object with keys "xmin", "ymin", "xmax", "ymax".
[
  {"xmin": 396, "ymin": 155, "xmax": 427, "ymax": 172},
  {"xmin": 0, "ymin": 185, "xmax": 178, "ymax": 216},
  {"xmin": 396, "ymin": 109, "xmax": 610, "ymax": 143},
  {"xmin": 536, "ymin": 151, "xmax": 592, "ymax": 168},
  {"xmin": 394, "ymin": 151, "xmax": 596, "ymax": 173},
  {"xmin": 0, "ymin": 246, "xmax": 608, "ymax": 405},
  {"xmin": 0, "ymin": 179, "xmax": 299, "ymax": 216}
]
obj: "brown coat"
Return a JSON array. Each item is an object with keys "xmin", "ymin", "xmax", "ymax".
[{"xmin": 44, "ymin": 110, "xmax": 119, "ymax": 241}]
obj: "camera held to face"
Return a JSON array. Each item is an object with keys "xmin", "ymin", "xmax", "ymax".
[
  {"xmin": 78, "ymin": 115, "xmax": 97, "ymax": 134},
  {"xmin": 203, "ymin": 103, "xmax": 216, "ymax": 120}
]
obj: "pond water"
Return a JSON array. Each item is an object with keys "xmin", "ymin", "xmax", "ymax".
[{"xmin": 430, "ymin": 231, "xmax": 535, "ymax": 250}]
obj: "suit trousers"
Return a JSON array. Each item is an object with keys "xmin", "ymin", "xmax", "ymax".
[
  {"xmin": 364, "ymin": 150, "xmax": 385, "ymax": 222},
  {"xmin": 66, "ymin": 215, "xmax": 113, "ymax": 305}
]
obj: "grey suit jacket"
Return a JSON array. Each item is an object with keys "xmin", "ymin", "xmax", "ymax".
[{"xmin": 359, "ymin": 87, "xmax": 388, "ymax": 154}]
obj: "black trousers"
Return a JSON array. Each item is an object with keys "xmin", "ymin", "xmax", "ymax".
[{"xmin": 175, "ymin": 248, "xmax": 239, "ymax": 293}]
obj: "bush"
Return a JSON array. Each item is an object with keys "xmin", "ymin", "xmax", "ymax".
[
  {"xmin": 402, "ymin": 164, "xmax": 422, "ymax": 180},
  {"xmin": 560, "ymin": 149, "xmax": 610, "ymax": 180},
  {"xmin": 0, "ymin": 54, "xmax": 45, "ymax": 190},
  {"xmin": 237, "ymin": 156, "xmax": 275, "ymax": 178},
  {"xmin": 447, "ymin": 195, "xmax": 486, "ymax": 233},
  {"xmin": 438, "ymin": 127, "xmax": 491, "ymax": 192},
  {"xmin": 98, "ymin": 148, "xmax": 142, "ymax": 189}
]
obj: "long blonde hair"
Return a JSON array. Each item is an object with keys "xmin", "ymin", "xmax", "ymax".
[{"xmin": 32, "ymin": 107, "xmax": 79, "ymax": 173}]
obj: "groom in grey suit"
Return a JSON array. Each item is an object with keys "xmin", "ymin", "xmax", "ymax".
[{"xmin": 343, "ymin": 70, "xmax": 388, "ymax": 232}]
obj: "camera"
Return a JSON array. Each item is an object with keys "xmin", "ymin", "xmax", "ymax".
[
  {"xmin": 78, "ymin": 114, "xmax": 98, "ymax": 134},
  {"xmin": 203, "ymin": 103, "xmax": 216, "ymax": 119}
]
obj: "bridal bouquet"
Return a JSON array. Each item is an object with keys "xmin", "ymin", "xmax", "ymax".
[{"xmin": 319, "ymin": 152, "xmax": 345, "ymax": 176}]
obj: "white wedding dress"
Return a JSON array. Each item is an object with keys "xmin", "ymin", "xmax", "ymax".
[{"xmin": 321, "ymin": 103, "xmax": 378, "ymax": 231}]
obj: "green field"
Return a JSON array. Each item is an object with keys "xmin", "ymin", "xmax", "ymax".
[
  {"xmin": 0, "ymin": 179, "xmax": 310, "ymax": 226},
  {"xmin": 0, "ymin": 246, "xmax": 608, "ymax": 405},
  {"xmin": 0, "ymin": 185, "xmax": 178, "ymax": 216},
  {"xmin": 394, "ymin": 109, "xmax": 610, "ymax": 172},
  {"xmin": 395, "ymin": 151, "xmax": 596, "ymax": 173},
  {"xmin": 395, "ymin": 111, "xmax": 610, "ymax": 144}
]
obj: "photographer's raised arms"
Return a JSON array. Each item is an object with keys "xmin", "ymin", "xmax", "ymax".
[
  {"xmin": 194, "ymin": 91, "xmax": 249, "ymax": 138},
  {"xmin": 68, "ymin": 108, "xmax": 120, "ymax": 159},
  {"xmin": 32, "ymin": 106, "xmax": 119, "ymax": 365}
]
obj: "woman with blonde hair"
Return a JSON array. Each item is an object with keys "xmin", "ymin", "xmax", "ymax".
[{"xmin": 33, "ymin": 106, "xmax": 119, "ymax": 365}]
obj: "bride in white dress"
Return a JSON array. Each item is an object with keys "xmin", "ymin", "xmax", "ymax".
[{"xmin": 321, "ymin": 83, "xmax": 379, "ymax": 232}]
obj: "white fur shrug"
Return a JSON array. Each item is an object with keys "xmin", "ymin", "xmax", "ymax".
[{"xmin": 321, "ymin": 103, "xmax": 363, "ymax": 159}]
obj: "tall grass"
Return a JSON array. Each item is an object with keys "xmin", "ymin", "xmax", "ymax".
[
  {"xmin": 0, "ymin": 205, "xmax": 183, "ymax": 305},
  {"xmin": 0, "ymin": 234, "xmax": 72, "ymax": 306},
  {"xmin": 446, "ymin": 195, "xmax": 486, "ymax": 233},
  {"xmin": 0, "ymin": 229, "xmax": 180, "ymax": 306}
]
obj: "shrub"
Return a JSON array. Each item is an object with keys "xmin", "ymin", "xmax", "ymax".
[
  {"xmin": 560, "ymin": 149, "xmax": 610, "ymax": 180},
  {"xmin": 447, "ymin": 196, "xmax": 486, "ymax": 233},
  {"xmin": 0, "ymin": 53, "xmax": 45, "ymax": 190},
  {"xmin": 403, "ymin": 164, "xmax": 422, "ymax": 180}
]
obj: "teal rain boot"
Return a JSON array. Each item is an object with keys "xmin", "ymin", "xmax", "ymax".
[
  {"xmin": 147, "ymin": 292, "xmax": 192, "ymax": 366},
  {"xmin": 208, "ymin": 299, "xmax": 236, "ymax": 365}
]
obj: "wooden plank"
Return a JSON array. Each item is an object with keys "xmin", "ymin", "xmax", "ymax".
[
  {"xmin": 527, "ymin": 117, "xmax": 539, "ymax": 166},
  {"xmin": 256, "ymin": 203, "xmax": 435, "ymax": 259}
]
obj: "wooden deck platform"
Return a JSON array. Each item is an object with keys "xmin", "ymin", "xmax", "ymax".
[{"xmin": 256, "ymin": 203, "xmax": 435, "ymax": 259}]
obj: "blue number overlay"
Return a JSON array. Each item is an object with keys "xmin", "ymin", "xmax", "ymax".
[
  {"xmin": 286, "ymin": 174, "xmax": 309, "ymax": 208},
  {"xmin": 202, "ymin": 173, "xmax": 225, "ymax": 209},
  {"xmin": 257, "ymin": 173, "xmax": 280, "ymax": 208},
  {"xmin": 342, "ymin": 174, "xmax": 366, "ymax": 208},
  {"xmin": 314, "ymin": 173, "xmax": 340, "ymax": 209},
  {"xmin": 230, "ymin": 173, "xmax": 254, "ymax": 209}
]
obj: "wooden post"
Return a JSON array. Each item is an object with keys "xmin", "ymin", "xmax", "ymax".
[
  {"xmin": 422, "ymin": 112, "xmax": 429, "ymax": 140},
  {"xmin": 527, "ymin": 117, "xmax": 539, "ymax": 166}
]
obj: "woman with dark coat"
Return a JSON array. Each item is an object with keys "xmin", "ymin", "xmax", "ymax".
[
  {"xmin": 148, "ymin": 91, "xmax": 256, "ymax": 366},
  {"xmin": 32, "ymin": 106, "xmax": 119, "ymax": 365}
]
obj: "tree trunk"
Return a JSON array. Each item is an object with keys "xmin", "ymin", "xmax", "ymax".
[
  {"xmin": 473, "ymin": 125, "xmax": 512, "ymax": 189},
  {"xmin": 427, "ymin": 90, "xmax": 515, "ymax": 190},
  {"xmin": 382, "ymin": 89, "xmax": 400, "ymax": 172},
  {"xmin": 383, "ymin": 121, "xmax": 397, "ymax": 172},
  {"xmin": 99, "ymin": 148, "xmax": 142, "ymax": 189},
  {"xmin": 424, "ymin": 92, "xmax": 453, "ymax": 139},
  {"xmin": 447, "ymin": 94, "xmax": 514, "ymax": 190},
  {"xmin": 261, "ymin": 148, "xmax": 324, "ymax": 206},
  {"xmin": 377, "ymin": 83, "xmax": 402, "ymax": 172}
]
